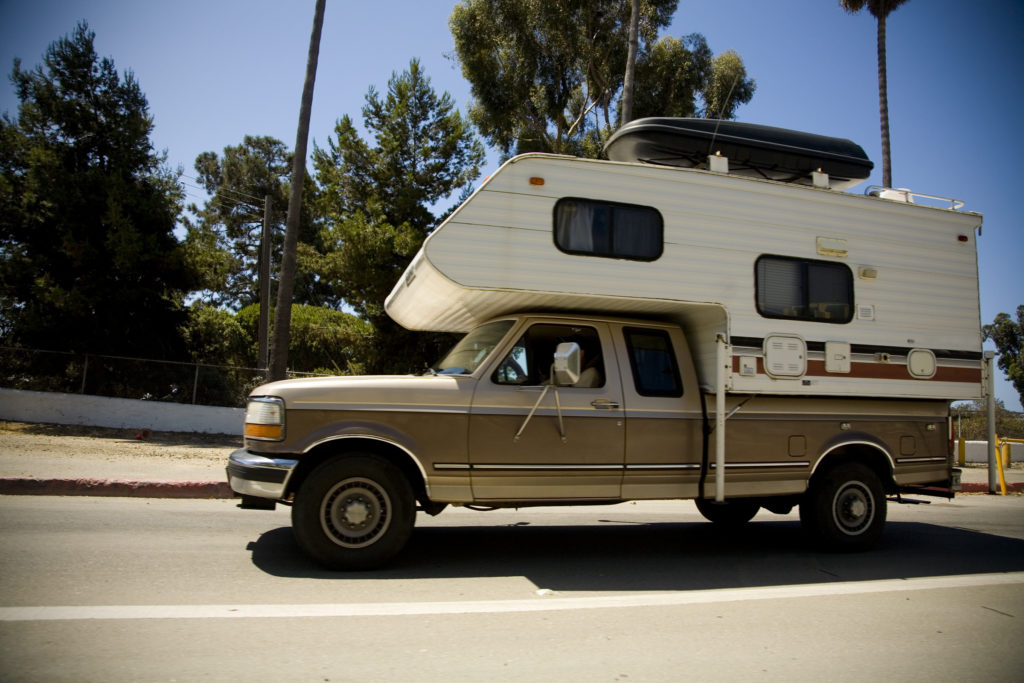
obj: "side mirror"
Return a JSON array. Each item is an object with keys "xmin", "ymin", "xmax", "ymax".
[{"xmin": 552, "ymin": 342, "xmax": 581, "ymax": 386}]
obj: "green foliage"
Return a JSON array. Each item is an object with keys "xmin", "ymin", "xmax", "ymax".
[
  {"xmin": 0, "ymin": 22, "xmax": 195, "ymax": 362},
  {"xmin": 984, "ymin": 306, "xmax": 1024, "ymax": 408},
  {"xmin": 630, "ymin": 34, "xmax": 712, "ymax": 119},
  {"xmin": 184, "ymin": 135, "xmax": 331, "ymax": 310},
  {"xmin": 449, "ymin": 0, "xmax": 754, "ymax": 158},
  {"xmin": 951, "ymin": 400, "xmax": 1024, "ymax": 440},
  {"xmin": 312, "ymin": 60, "xmax": 482, "ymax": 373},
  {"xmin": 181, "ymin": 304, "xmax": 251, "ymax": 366},
  {"xmin": 236, "ymin": 304, "xmax": 373, "ymax": 375},
  {"xmin": 839, "ymin": 0, "xmax": 909, "ymax": 19}
]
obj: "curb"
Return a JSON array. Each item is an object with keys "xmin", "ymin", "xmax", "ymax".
[
  {"xmin": 961, "ymin": 481, "xmax": 1024, "ymax": 494},
  {"xmin": 0, "ymin": 477, "xmax": 235, "ymax": 499}
]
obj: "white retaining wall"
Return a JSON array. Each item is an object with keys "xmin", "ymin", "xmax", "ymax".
[
  {"xmin": 963, "ymin": 440, "xmax": 1020, "ymax": 464},
  {"xmin": 0, "ymin": 388, "xmax": 244, "ymax": 435}
]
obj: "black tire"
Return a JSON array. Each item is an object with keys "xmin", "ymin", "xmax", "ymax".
[
  {"xmin": 800, "ymin": 462, "xmax": 886, "ymax": 552},
  {"xmin": 695, "ymin": 498, "xmax": 760, "ymax": 526},
  {"xmin": 292, "ymin": 454, "xmax": 415, "ymax": 570}
]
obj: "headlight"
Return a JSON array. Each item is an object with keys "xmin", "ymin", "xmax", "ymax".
[{"xmin": 245, "ymin": 397, "xmax": 285, "ymax": 440}]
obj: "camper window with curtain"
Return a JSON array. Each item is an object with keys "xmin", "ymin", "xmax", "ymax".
[
  {"xmin": 755, "ymin": 255, "xmax": 853, "ymax": 323},
  {"xmin": 554, "ymin": 198, "xmax": 662, "ymax": 261}
]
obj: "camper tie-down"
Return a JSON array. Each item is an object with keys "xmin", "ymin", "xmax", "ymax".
[{"xmin": 227, "ymin": 118, "xmax": 983, "ymax": 570}]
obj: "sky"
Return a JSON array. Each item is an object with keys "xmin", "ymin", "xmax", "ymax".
[{"xmin": 1, "ymin": 0, "xmax": 1022, "ymax": 410}]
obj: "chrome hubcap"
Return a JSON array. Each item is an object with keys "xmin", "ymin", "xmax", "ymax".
[{"xmin": 321, "ymin": 477, "xmax": 391, "ymax": 548}]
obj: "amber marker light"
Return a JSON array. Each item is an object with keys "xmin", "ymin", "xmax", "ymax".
[{"xmin": 529, "ymin": 177, "xmax": 545, "ymax": 186}]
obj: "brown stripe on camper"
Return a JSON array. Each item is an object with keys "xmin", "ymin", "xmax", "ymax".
[{"xmin": 733, "ymin": 357, "xmax": 982, "ymax": 383}]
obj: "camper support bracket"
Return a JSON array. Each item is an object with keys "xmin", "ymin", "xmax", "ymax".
[{"xmin": 715, "ymin": 334, "xmax": 728, "ymax": 502}]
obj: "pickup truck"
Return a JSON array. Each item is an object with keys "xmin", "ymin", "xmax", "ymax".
[{"xmin": 227, "ymin": 312, "xmax": 956, "ymax": 569}]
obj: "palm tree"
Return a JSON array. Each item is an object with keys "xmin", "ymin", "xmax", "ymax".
[
  {"xmin": 840, "ymin": 0, "xmax": 909, "ymax": 188},
  {"xmin": 269, "ymin": 0, "xmax": 326, "ymax": 380}
]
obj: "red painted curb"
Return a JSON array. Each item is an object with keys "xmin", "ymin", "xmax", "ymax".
[
  {"xmin": 0, "ymin": 477, "xmax": 235, "ymax": 499},
  {"xmin": 960, "ymin": 481, "xmax": 1024, "ymax": 494}
]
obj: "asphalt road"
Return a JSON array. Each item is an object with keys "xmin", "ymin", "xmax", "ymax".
[{"xmin": 1, "ymin": 495, "xmax": 1023, "ymax": 682}]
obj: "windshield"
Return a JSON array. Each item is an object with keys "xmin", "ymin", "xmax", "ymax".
[{"xmin": 430, "ymin": 320, "xmax": 515, "ymax": 375}]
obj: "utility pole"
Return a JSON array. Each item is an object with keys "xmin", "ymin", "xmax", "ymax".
[{"xmin": 257, "ymin": 195, "xmax": 272, "ymax": 376}]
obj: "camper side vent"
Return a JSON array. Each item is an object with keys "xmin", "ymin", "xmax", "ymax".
[{"xmin": 763, "ymin": 334, "xmax": 806, "ymax": 379}]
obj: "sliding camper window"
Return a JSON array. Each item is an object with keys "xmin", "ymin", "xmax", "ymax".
[
  {"xmin": 554, "ymin": 198, "xmax": 663, "ymax": 261},
  {"xmin": 755, "ymin": 255, "xmax": 853, "ymax": 323}
]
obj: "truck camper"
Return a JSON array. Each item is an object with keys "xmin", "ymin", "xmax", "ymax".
[{"xmin": 228, "ymin": 118, "xmax": 984, "ymax": 569}]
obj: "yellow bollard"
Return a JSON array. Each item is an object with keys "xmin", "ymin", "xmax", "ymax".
[
  {"xmin": 958, "ymin": 437, "xmax": 966, "ymax": 466},
  {"xmin": 996, "ymin": 441, "xmax": 1009, "ymax": 496}
]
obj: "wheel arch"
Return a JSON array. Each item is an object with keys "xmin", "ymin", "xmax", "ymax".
[
  {"xmin": 810, "ymin": 438, "xmax": 896, "ymax": 492},
  {"xmin": 285, "ymin": 435, "xmax": 429, "ymax": 505}
]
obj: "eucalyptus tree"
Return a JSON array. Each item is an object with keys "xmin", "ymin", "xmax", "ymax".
[
  {"xmin": 450, "ymin": 0, "xmax": 678, "ymax": 157},
  {"xmin": 450, "ymin": 0, "xmax": 753, "ymax": 158}
]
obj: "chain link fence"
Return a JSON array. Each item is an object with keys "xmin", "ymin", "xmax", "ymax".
[{"xmin": 0, "ymin": 347, "xmax": 325, "ymax": 408}]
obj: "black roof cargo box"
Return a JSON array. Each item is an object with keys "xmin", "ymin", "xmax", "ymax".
[{"xmin": 604, "ymin": 117, "xmax": 873, "ymax": 190}]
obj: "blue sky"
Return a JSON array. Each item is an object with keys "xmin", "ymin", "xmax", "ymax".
[{"xmin": 2, "ymin": 0, "xmax": 1022, "ymax": 409}]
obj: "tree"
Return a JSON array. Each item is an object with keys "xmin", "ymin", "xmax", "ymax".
[
  {"xmin": 630, "ymin": 34, "xmax": 712, "ymax": 119},
  {"xmin": 270, "ymin": 0, "xmax": 326, "ymax": 381},
  {"xmin": 238, "ymin": 303, "xmax": 373, "ymax": 376},
  {"xmin": 312, "ymin": 59, "xmax": 484, "ymax": 373},
  {"xmin": 449, "ymin": 0, "xmax": 753, "ymax": 158},
  {"xmin": 840, "ymin": 0, "xmax": 909, "ymax": 188},
  {"xmin": 984, "ymin": 306, "xmax": 1024, "ymax": 409},
  {"xmin": 185, "ymin": 135, "xmax": 328, "ymax": 310},
  {"xmin": 0, "ymin": 23, "xmax": 195, "ymax": 365},
  {"xmin": 702, "ymin": 49, "xmax": 757, "ymax": 120},
  {"xmin": 619, "ymin": 0, "xmax": 641, "ymax": 124}
]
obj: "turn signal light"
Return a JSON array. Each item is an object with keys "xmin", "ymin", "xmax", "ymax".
[{"xmin": 245, "ymin": 423, "xmax": 283, "ymax": 440}]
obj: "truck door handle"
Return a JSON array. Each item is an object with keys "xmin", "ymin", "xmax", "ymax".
[{"xmin": 591, "ymin": 399, "xmax": 620, "ymax": 410}]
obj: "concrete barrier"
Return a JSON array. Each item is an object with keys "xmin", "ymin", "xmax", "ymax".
[
  {"xmin": 0, "ymin": 388, "xmax": 244, "ymax": 435},
  {"xmin": 964, "ymin": 440, "xmax": 1020, "ymax": 464}
]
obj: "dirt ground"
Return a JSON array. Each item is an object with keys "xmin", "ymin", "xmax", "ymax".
[{"xmin": 0, "ymin": 421, "xmax": 241, "ymax": 481}]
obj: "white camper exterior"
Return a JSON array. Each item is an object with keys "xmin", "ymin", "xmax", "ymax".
[{"xmin": 386, "ymin": 153, "xmax": 984, "ymax": 402}]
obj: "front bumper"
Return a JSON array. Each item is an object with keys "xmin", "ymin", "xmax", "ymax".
[{"xmin": 226, "ymin": 448, "xmax": 299, "ymax": 499}]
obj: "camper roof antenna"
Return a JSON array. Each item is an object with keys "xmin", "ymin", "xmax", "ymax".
[{"xmin": 706, "ymin": 74, "xmax": 741, "ymax": 157}]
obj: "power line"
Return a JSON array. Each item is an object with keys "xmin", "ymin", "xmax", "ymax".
[{"xmin": 180, "ymin": 174, "xmax": 266, "ymax": 204}]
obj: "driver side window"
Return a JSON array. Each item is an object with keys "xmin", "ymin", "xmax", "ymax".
[{"xmin": 492, "ymin": 323, "xmax": 604, "ymax": 387}]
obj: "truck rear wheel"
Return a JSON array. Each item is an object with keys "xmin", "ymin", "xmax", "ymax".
[
  {"xmin": 292, "ymin": 454, "xmax": 415, "ymax": 570},
  {"xmin": 800, "ymin": 462, "xmax": 886, "ymax": 552},
  {"xmin": 695, "ymin": 498, "xmax": 759, "ymax": 526}
]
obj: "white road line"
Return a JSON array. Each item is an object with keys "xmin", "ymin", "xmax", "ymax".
[{"xmin": 3, "ymin": 572, "xmax": 1023, "ymax": 622}]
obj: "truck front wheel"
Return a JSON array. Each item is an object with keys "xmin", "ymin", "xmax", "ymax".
[
  {"xmin": 292, "ymin": 454, "xmax": 415, "ymax": 570},
  {"xmin": 800, "ymin": 462, "xmax": 886, "ymax": 552}
]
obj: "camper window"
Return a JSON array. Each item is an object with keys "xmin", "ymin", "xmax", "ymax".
[
  {"xmin": 755, "ymin": 255, "xmax": 853, "ymax": 324},
  {"xmin": 554, "ymin": 198, "xmax": 662, "ymax": 261}
]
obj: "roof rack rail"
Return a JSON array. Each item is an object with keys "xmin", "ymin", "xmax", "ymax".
[{"xmin": 865, "ymin": 186, "xmax": 965, "ymax": 210}]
